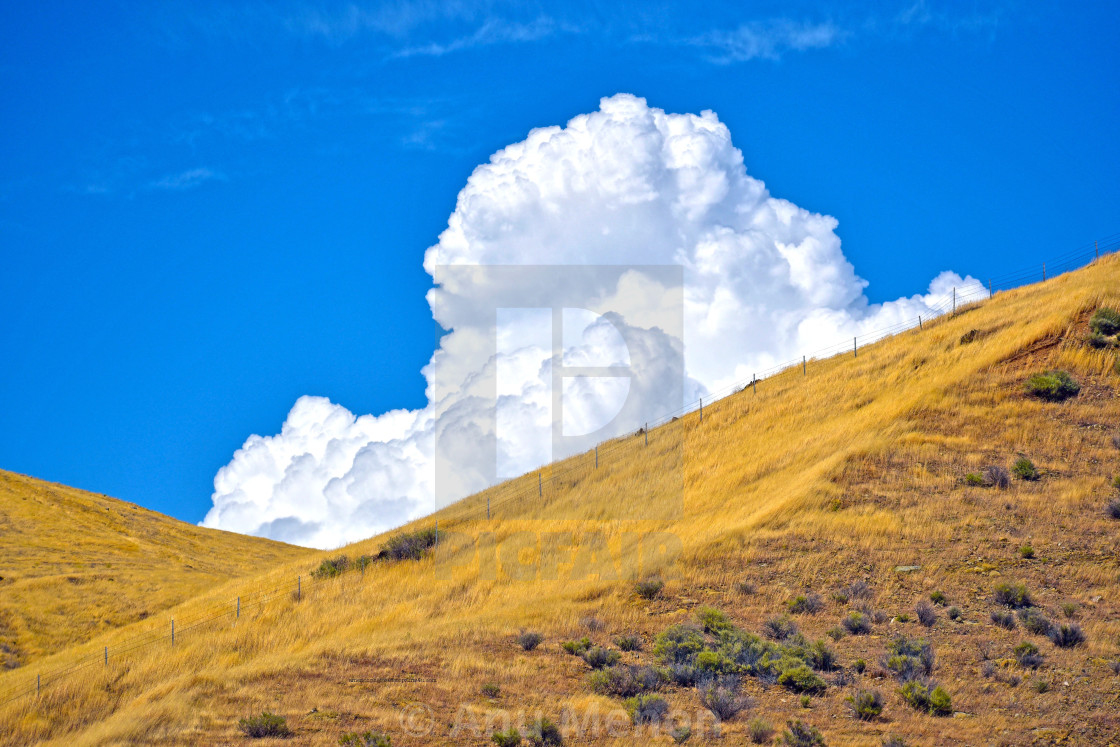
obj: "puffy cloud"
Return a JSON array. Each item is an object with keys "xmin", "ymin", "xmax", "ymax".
[{"xmin": 202, "ymin": 94, "xmax": 976, "ymax": 548}]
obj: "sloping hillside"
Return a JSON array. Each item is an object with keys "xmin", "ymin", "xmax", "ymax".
[
  {"xmin": 0, "ymin": 470, "xmax": 310, "ymax": 669},
  {"xmin": 1, "ymin": 255, "xmax": 1118, "ymax": 746}
]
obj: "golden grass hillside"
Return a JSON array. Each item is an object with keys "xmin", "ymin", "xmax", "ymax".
[
  {"xmin": 0, "ymin": 470, "xmax": 310, "ymax": 669},
  {"xmin": 1, "ymin": 254, "xmax": 1119, "ymax": 746}
]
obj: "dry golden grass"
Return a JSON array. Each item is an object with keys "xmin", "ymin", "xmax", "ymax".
[
  {"xmin": 0, "ymin": 470, "xmax": 311, "ymax": 669},
  {"xmin": 1, "ymin": 255, "xmax": 1119, "ymax": 746}
]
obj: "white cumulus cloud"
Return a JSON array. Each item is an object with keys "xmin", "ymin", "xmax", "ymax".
[{"xmin": 202, "ymin": 94, "xmax": 976, "ymax": 548}]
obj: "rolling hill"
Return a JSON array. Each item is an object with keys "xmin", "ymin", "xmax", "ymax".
[{"xmin": 1, "ymin": 253, "xmax": 1118, "ymax": 746}]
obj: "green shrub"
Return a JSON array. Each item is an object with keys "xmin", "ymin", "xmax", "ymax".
[
  {"xmin": 1018, "ymin": 607, "xmax": 1052, "ymax": 636},
  {"xmin": 929, "ymin": 686, "xmax": 952, "ymax": 715},
  {"xmin": 885, "ymin": 636, "xmax": 935, "ymax": 682},
  {"xmin": 882, "ymin": 737, "xmax": 908, "ymax": 747},
  {"xmin": 799, "ymin": 694, "xmax": 812, "ymax": 708},
  {"xmin": 635, "ymin": 577, "xmax": 664, "ymax": 600},
  {"xmin": 847, "ymin": 688, "xmax": 883, "ymax": 720},
  {"xmin": 481, "ymin": 682, "xmax": 500, "ymax": 697},
  {"xmin": 238, "ymin": 712, "xmax": 291, "ymax": 738},
  {"xmin": 671, "ymin": 726, "xmax": 692, "ymax": 744},
  {"xmin": 843, "ymin": 611, "xmax": 871, "ymax": 635},
  {"xmin": 929, "ymin": 591, "xmax": 946, "ymax": 605},
  {"xmin": 525, "ymin": 717, "xmax": 562, "ymax": 746},
  {"xmin": 1014, "ymin": 641, "xmax": 1043, "ymax": 668},
  {"xmin": 993, "ymin": 582, "xmax": 1033, "ymax": 608},
  {"xmin": 735, "ymin": 580, "xmax": 758, "ymax": 595},
  {"xmin": 1026, "ymin": 370, "xmax": 1080, "ymax": 401},
  {"xmin": 652, "ymin": 625, "xmax": 705, "ymax": 664},
  {"xmin": 587, "ymin": 664, "xmax": 661, "ymax": 696},
  {"xmin": 991, "ymin": 610, "xmax": 1016, "ymax": 629},
  {"xmin": 1113, "ymin": 475, "xmax": 1120, "ymax": 490},
  {"xmin": 782, "ymin": 720, "xmax": 826, "ymax": 746},
  {"xmin": 695, "ymin": 649, "xmax": 738, "ymax": 676},
  {"xmin": 826, "ymin": 626, "xmax": 846, "ymax": 641},
  {"xmin": 623, "ymin": 694, "xmax": 669, "ymax": 724},
  {"xmin": 1012, "ymin": 458, "xmax": 1040, "ymax": 481},
  {"xmin": 1033, "ymin": 679, "xmax": 1050, "ymax": 693},
  {"xmin": 339, "ymin": 731, "xmax": 391, "ymax": 747},
  {"xmin": 947, "ymin": 606, "xmax": 962, "ymax": 621},
  {"xmin": 1090, "ymin": 307, "xmax": 1120, "ymax": 336},
  {"xmin": 896, "ymin": 613, "xmax": 911, "ymax": 623},
  {"xmin": 748, "ymin": 717, "xmax": 775, "ymax": 744},
  {"xmin": 312, "ymin": 555, "xmax": 350, "ymax": 579},
  {"xmin": 561, "ymin": 637, "xmax": 591, "ymax": 655},
  {"xmin": 778, "ymin": 664, "xmax": 827, "ymax": 694},
  {"xmin": 697, "ymin": 607, "xmax": 733, "ymax": 634},
  {"xmin": 1061, "ymin": 602, "xmax": 1078, "ymax": 618},
  {"xmin": 517, "ymin": 631, "xmax": 543, "ymax": 651},
  {"xmin": 1019, "ymin": 545, "xmax": 1035, "ymax": 559},
  {"xmin": 854, "ymin": 658, "xmax": 867, "ymax": 673},
  {"xmin": 805, "ymin": 639, "xmax": 838, "ymax": 671},
  {"xmin": 381, "ymin": 527, "xmax": 441, "ymax": 561},
  {"xmin": 763, "ymin": 614, "xmax": 799, "ymax": 640},
  {"xmin": 787, "ymin": 593, "xmax": 824, "ymax": 615},
  {"xmin": 581, "ymin": 646, "xmax": 620, "ymax": 669},
  {"xmin": 1087, "ymin": 332, "xmax": 1114, "ymax": 349},
  {"xmin": 1048, "ymin": 623, "xmax": 1086, "ymax": 648},
  {"xmin": 614, "ymin": 634, "xmax": 642, "ymax": 652},
  {"xmin": 965, "ymin": 472, "xmax": 985, "ymax": 486},
  {"xmin": 491, "ymin": 728, "xmax": 522, "ymax": 747},
  {"xmin": 355, "ymin": 555, "xmax": 374, "ymax": 572},
  {"xmin": 899, "ymin": 680, "xmax": 930, "ymax": 711}
]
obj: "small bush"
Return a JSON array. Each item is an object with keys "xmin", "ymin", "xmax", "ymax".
[
  {"xmin": 763, "ymin": 615, "xmax": 799, "ymax": 640},
  {"xmin": 381, "ymin": 527, "xmax": 441, "ymax": 561},
  {"xmin": 788, "ymin": 593, "xmax": 824, "ymax": 615},
  {"xmin": 1113, "ymin": 475, "xmax": 1120, "ymax": 490},
  {"xmin": 1015, "ymin": 641, "xmax": 1044, "ymax": 669},
  {"xmin": 580, "ymin": 615, "xmax": 604, "ymax": 632},
  {"xmin": 882, "ymin": 738, "xmax": 908, "ymax": 747},
  {"xmin": 482, "ymin": 682, "xmax": 500, "ymax": 697},
  {"xmin": 805, "ymin": 639, "xmax": 839, "ymax": 671},
  {"xmin": 960, "ymin": 329, "xmax": 980, "ymax": 344},
  {"xmin": 581, "ymin": 646, "xmax": 620, "ymax": 670},
  {"xmin": 697, "ymin": 607, "xmax": 733, "ymax": 634},
  {"xmin": 929, "ymin": 686, "xmax": 952, "ymax": 716},
  {"xmin": 779, "ymin": 664, "xmax": 828, "ymax": 694},
  {"xmin": 671, "ymin": 726, "xmax": 692, "ymax": 744},
  {"xmin": 885, "ymin": 636, "xmax": 935, "ymax": 682},
  {"xmin": 843, "ymin": 611, "xmax": 871, "ymax": 635},
  {"xmin": 1108, "ymin": 661, "xmax": 1120, "ymax": 675},
  {"xmin": 899, "ymin": 681, "xmax": 934, "ymax": 713},
  {"xmin": 517, "ymin": 631, "xmax": 543, "ymax": 651},
  {"xmin": 525, "ymin": 717, "xmax": 562, "ymax": 746},
  {"xmin": 562, "ymin": 637, "xmax": 591, "ymax": 656},
  {"xmin": 847, "ymin": 689, "xmax": 884, "ymax": 720},
  {"xmin": 491, "ymin": 728, "xmax": 522, "ymax": 747},
  {"xmin": 1019, "ymin": 545, "xmax": 1035, "ymax": 559},
  {"xmin": 747, "ymin": 717, "xmax": 775, "ymax": 744},
  {"xmin": 239, "ymin": 712, "xmax": 291, "ymax": 738},
  {"xmin": 354, "ymin": 555, "xmax": 373, "ymax": 572},
  {"xmin": 1061, "ymin": 602, "xmax": 1078, "ymax": 618},
  {"xmin": 339, "ymin": 731, "xmax": 391, "ymax": 747},
  {"xmin": 312, "ymin": 555, "xmax": 350, "ymax": 579},
  {"xmin": 635, "ymin": 577, "xmax": 664, "ymax": 600},
  {"xmin": 965, "ymin": 472, "xmax": 985, "ymax": 486},
  {"xmin": 782, "ymin": 720, "xmax": 826, "ymax": 746},
  {"xmin": 983, "ymin": 465, "xmax": 1011, "ymax": 489},
  {"xmin": 653, "ymin": 624, "xmax": 705, "ymax": 664},
  {"xmin": 799, "ymin": 694, "xmax": 812, "ymax": 708},
  {"xmin": 929, "ymin": 591, "xmax": 946, "ymax": 605},
  {"xmin": 588, "ymin": 664, "xmax": 661, "ymax": 697},
  {"xmin": 1026, "ymin": 370, "xmax": 1080, "ymax": 401},
  {"xmin": 1090, "ymin": 307, "xmax": 1120, "ymax": 336},
  {"xmin": 845, "ymin": 580, "xmax": 873, "ymax": 600},
  {"xmin": 1018, "ymin": 607, "xmax": 1052, "ymax": 636},
  {"xmin": 826, "ymin": 626, "xmax": 846, "ymax": 641},
  {"xmin": 624, "ymin": 694, "xmax": 669, "ymax": 725},
  {"xmin": 1033, "ymin": 679, "xmax": 1050, "ymax": 693},
  {"xmin": 1048, "ymin": 623, "xmax": 1086, "ymax": 648},
  {"xmin": 994, "ymin": 582, "xmax": 1033, "ymax": 608},
  {"xmin": 916, "ymin": 601, "xmax": 937, "ymax": 628},
  {"xmin": 1013, "ymin": 458, "xmax": 1040, "ymax": 481},
  {"xmin": 896, "ymin": 613, "xmax": 911, "ymax": 623},
  {"xmin": 615, "ymin": 634, "xmax": 642, "ymax": 652},
  {"xmin": 735, "ymin": 580, "xmax": 758, "ymax": 595},
  {"xmin": 1108, "ymin": 499, "xmax": 1120, "ymax": 520},
  {"xmin": 667, "ymin": 663, "xmax": 699, "ymax": 687},
  {"xmin": 695, "ymin": 649, "xmax": 738, "ymax": 677},
  {"xmin": 854, "ymin": 659, "xmax": 867, "ymax": 674},
  {"xmin": 947, "ymin": 607, "xmax": 962, "ymax": 621},
  {"xmin": 991, "ymin": 610, "xmax": 1017, "ymax": 630},
  {"xmin": 1088, "ymin": 332, "xmax": 1115, "ymax": 349},
  {"xmin": 698, "ymin": 677, "xmax": 749, "ymax": 720}
]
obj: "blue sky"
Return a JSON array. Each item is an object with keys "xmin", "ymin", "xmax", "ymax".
[{"xmin": 1, "ymin": 0, "xmax": 1117, "ymax": 527}]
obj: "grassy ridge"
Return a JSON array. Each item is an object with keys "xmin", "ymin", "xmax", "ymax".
[{"xmin": 1, "ymin": 254, "xmax": 1118, "ymax": 745}]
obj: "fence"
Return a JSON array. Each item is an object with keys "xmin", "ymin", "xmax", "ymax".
[{"xmin": 1, "ymin": 231, "xmax": 1117, "ymax": 711}]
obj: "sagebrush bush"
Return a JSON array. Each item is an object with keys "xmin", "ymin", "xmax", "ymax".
[
  {"xmin": 581, "ymin": 646, "xmax": 620, "ymax": 669},
  {"xmin": 991, "ymin": 610, "xmax": 1017, "ymax": 630},
  {"xmin": 1019, "ymin": 545, "xmax": 1035, "ymax": 559},
  {"xmin": 845, "ymin": 580, "xmax": 873, "ymax": 600},
  {"xmin": 698, "ymin": 677, "xmax": 749, "ymax": 720},
  {"xmin": 1108, "ymin": 499, "xmax": 1120, "ymax": 520},
  {"xmin": 847, "ymin": 689, "xmax": 883, "ymax": 720},
  {"xmin": 736, "ymin": 580, "xmax": 758, "ymax": 595},
  {"xmin": 697, "ymin": 606, "xmax": 733, "ymax": 634},
  {"xmin": 763, "ymin": 614, "xmax": 799, "ymax": 640},
  {"xmin": 778, "ymin": 664, "xmax": 827, "ymax": 694},
  {"xmin": 481, "ymin": 682, "xmax": 500, "ymax": 697},
  {"xmin": 1033, "ymin": 679, "xmax": 1050, "ymax": 693},
  {"xmin": 747, "ymin": 717, "xmax": 774, "ymax": 744},
  {"xmin": 1025, "ymin": 370, "xmax": 1080, "ymax": 401},
  {"xmin": 983, "ymin": 465, "xmax": 1011, "ymax": 488},
  {"xmin": 994, "ymin": 582, "xmax": 1033, "ymax": 608},
  {"xmin": 827, "ymin": 626, "xmax": 846, "ymax": 641},
  {"xmin": 561, "ymin": 637, "xmax": 591, "ymax": 655},
  {"xmin": 965, "ymin": 472, "xmax": 985, "ymax": 486},
  {"xmin": 782, "ymin": 720, "xmax": 826, "ymax": 746},
  {"xmin": 885, "ymin": 636, "xmax": 935, "ymax": 682},
  {"xmin": 339, "ymin": 731, "xmax": 391, "ymax": 747},
  {"xmin": 525, "ymin": 717, "xmax": 562, "ymax": 746},
  {"xmin": 947, "ymin": 607, "xmax": 962, "ymax": 621},
  {"xmin": 312, "ymin": 555, "xmax": 350, "ymax": 579},
  {"xmin": 899, "ymin": 680, "xmax": 951, "ymax": 715},
  {"xmin": 381, "ymin": 527, "xmax": 441, "ymax": 561},
  {"xmin": 634, "ymin": 577, "xmax": 664, "ymax": 600},
  {"xmin": 1015, "ymin": 641, "xmax": 1044, "ymax": 669},
  {"xmin": 614, "ymin": 634, "xmax": 642, "ymax": 652},
  {"xmin": 588, "ymin": 664, "xmax": 661, "ymax": 696},
  {"xmin": 882, "ymin": 737, "xmax": 908, "ymax": 747},
  {"xmin": 787, "ymin": 593, "xmax": 824, "ymax": 615},
  {"xmin": 843, "ymin": 611, "xmax": 871, "ymax": 635},
  {"xmin": 1090, "ymin": 307, "xmax": 1120, "ymax": 336},
  {"xmin": 916, "ymin": 601, "xmax": 937, "ymax": 627},
  {"xmin": 516, "ymin": 631, "xmax": 543, "ymax": 651},
  {"xmin": 670, "ymin": 726, "xmax": 691, "ymax": 744},
  {"xmin": 491, "ymin": 728, "xmax": 521, "ymax": 747},
  {"xmin": 805, "ymin": 639, "xmax": 838, "ymax": 671},
  {"xmin": 238, "ymin": 712, "xmax": 291, "ymax": 738},
  {"xmin": 623, "ymin": 694, "xmax": 669, "ymax": 725},
  {"xmin": 1048, "ymin": 623, "xmax": 1086, "ymax": 648},
  {"xmin": 1018, "ymin": 607, "xmax": 1052, "ymax": 636},
  {"xmin": 653, "ymin": 624, "xmax": 704, "ymax": 664},
  {"xmin": 929, "ymin": 591, "xmax": 946, "ymax": 605},
  {"xmin": 1013, "ymin": 457, "xmax": 1040, "ymax": 481}
]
